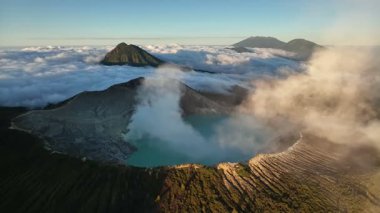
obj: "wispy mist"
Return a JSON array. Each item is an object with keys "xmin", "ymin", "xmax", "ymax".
[
  {"xmin": 124, "ymin": 66, "xmax": 281, "ymax": 166},
  {"xmin": 241, "ymin": 47, "xmax": 380, "ymax": 149},
  {"xmin": 125, "ymin": 67, "xmax": 212, "ymax": 161}
]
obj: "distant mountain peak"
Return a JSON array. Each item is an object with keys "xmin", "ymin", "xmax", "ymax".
[
  {"xmin": 232, "ymin": 36, "xmax": 323, "ymax": 60},
  {"xmin": 116, "ymin": 42, "xmax": 128, "ymax": 46},
  {"xmin": 249, "ymin": 36, "xmax": 278, "ymax": 39},
  {"xmin": 283, "ymin": 39, "xmax": 323, "ymax": 59},
  {"xmin": 234, "ymin": 36, "xmax": 286, "ymax": 49},
  {"xmin": 101, "ymin": 42, "xmax": 164, "ymax": 67},
  {"xmin": 285, "ymin": 39, "xmax": 322, "ymax": 50}
]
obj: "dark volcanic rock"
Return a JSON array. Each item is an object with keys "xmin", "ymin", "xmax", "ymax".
[
  {"xmin": 12, "ymin": 80, "xmax": 141, "ymax": 163},
  {"xmin": 101, "ymin": 42, "xmax": 164, "ymax": 67}
]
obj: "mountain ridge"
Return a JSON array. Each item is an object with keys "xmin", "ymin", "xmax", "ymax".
[
  {"xmin": 233, "ymin": 36, "xmax": 323, "ymax": 60},
  {"xmin": 233, "ymin": 36, "xmax": 286, "ymax": 49}
]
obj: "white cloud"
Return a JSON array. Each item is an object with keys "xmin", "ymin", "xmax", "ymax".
[
  {"xmin": 0, "ymin": 45, "xmax": 302, "ymax": 107},
  {"xmin": 143, "ymin": 44, "xmax": 301, "ymax": 74},
  {"xmin": 241, "ymin": 47, "xmax": 380, "ymax": 150}
]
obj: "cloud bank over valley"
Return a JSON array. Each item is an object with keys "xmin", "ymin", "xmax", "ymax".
[{"xmin": 0, "ymin": 45, "xmax": 301, "ymax": 107}]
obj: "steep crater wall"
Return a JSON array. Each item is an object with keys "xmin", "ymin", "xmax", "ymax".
[{"xmin": 11, "ymin": 77, "xmax": 294, "ymax": 167}]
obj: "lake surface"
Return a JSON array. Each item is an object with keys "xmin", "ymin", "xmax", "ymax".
[{"xmin": 126, "ymin": 114, "xmax": 256, "ymax": 167}]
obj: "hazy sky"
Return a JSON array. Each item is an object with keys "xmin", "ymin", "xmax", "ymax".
[{"xmin": 0, "ymin": 0, "xmax": 379, "ymax": 46}]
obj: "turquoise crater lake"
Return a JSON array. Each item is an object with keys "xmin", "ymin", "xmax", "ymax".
[{"xmin": 125, "ymin": 115, "xmax": 266, "ymax": 167}]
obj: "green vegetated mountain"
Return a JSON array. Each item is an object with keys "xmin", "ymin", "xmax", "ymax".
[
  {"xmin": 232, "ymin": 36, "xmax": 323, "ymax": 60},
  {"xmin": 101, "ymin": 42, "xmax": 164, "ymax": 67}
]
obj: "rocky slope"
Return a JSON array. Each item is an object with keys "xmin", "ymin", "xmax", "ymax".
[{"xmin": 101, "ymin": 42, "xmax": 164, "ymax": 67}]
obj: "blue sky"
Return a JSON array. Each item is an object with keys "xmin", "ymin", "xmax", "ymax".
[{"xmin": 0, "ymin": 0, "xmax": 379, "ymax": 46}]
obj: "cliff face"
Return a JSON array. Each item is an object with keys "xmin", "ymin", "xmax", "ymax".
[
  {"xmin": 11, "ymin": 78, "xmax": 143, "ymax": 163},
  {"xmin": 101, "ymin": 43, "xmax": 164, "ymax": 67}
]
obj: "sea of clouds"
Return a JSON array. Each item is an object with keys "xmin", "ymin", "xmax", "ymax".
[{"xmin": 0, "ymin": 45, "xmax": 301, "ymax": 107}]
